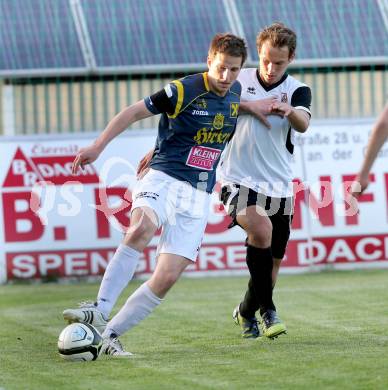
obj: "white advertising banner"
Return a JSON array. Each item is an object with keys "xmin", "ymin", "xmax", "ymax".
[{"xmin": 1, "ymin": 118, "xmax": 387, "ymax": 283}]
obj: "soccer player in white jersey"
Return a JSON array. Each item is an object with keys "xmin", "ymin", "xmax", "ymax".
[
  {"xmin": 63, "ymin": 33, "xmax": 247, "ymax": 357},
  {"xmin": 218, "ymin": 23, "xmax": 312, "ymax": 339}
]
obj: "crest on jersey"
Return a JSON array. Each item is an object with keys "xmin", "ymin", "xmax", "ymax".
[
  {"xmin": 213, "ymin": 113, "xmax": 225, "ymax": 129},
  {"xmin": 281, "ymin": 93, "xmax": 288, "ymax": 103}
]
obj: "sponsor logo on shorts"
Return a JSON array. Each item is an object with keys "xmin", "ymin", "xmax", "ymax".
[
  {"xmin": 186, "ymin": 145, "xmax": 221, "ymax": 171},
  {"xmin": 135, "ymin": 191, "xmax": 159, "ymax": 201}
]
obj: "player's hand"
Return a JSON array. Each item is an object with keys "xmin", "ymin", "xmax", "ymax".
[
  {"xmin": 136, "ymin": 148, "xmax": 154, "ymax": 179},
  {"xmin": 242, "ymin": 97, "xmax": 277, "ymax": 128},
  {"xmin": 72, "ymin": 144, "xmax": 102, "ymax": 174},
  {"xmin": 270, "ymin": 102, "xmax": 293, "ymax": 118}
]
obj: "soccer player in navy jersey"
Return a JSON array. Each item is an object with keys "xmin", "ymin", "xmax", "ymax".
[
  {"xmin": 63, "ymin": 33, "xmax": 247, "ymax": 357},
  {"xmin": 219, "ymin": 23, "xmax": 312, "ymax": 339}
]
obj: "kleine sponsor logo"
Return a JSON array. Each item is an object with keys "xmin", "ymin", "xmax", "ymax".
[
  {"xmin": 2, "ymin": 147, "xmax": 99, "ymax": 187},
  {"xmin": 186, "ymin": 145, "xmax": 221, "ymax": 171}
]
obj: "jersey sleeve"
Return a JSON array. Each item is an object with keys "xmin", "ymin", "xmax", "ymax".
[
  {"xmin": 144, "ymin": 80, "xmax": 183, "ymax": 116},
  {"xmin": 291, "ymin": 86, "xmax": 312, "ymax": 116}
]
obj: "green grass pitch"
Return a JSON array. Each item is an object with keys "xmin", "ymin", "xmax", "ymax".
[{"xmin": 1, "ymin": 270, "xmax": 388, "ymax": 390}]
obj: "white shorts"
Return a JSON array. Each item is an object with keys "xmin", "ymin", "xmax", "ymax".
[{"xmin": 132, "ymin": 169, "xmax": 210, "ymax": 261}]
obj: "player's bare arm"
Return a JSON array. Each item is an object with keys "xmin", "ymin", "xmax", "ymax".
[
  {"xmin": 239, "ymin": 97, "xmax": 278, "ymax": 128},
  {"xmin": 72, "ymin": 100, "xmax": 153, "ymax": 174},
  {"xmin": 271, "ymin": 101, "xmax": 310, "ymax": 132}
]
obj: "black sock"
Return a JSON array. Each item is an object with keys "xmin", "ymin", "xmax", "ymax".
[
  {"xmin": 239, "ymin": 277, "xmax": 258, "ymax": 319},
  {"xmin": 240, "ymin": 245, "xmax": 275, "ymax": 318}
]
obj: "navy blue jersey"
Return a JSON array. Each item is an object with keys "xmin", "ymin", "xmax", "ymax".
[{"xmin": 144, "ymin": 72, "xmax": 241, "ymax": 193}]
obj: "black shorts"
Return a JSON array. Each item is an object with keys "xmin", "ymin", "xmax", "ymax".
[{"xmin": 220, "ymin": 184, "xmax": 294, "ymax": 259}]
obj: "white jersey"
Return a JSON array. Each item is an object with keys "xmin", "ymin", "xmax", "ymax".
[{"xmin": 218, "ymin": 68, "xmax": 311, "ymax": 197}]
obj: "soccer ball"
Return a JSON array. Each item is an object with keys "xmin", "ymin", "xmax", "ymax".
[{"xmin": 58, "ymin": 322, "xmax": 103, "ymax": 361}]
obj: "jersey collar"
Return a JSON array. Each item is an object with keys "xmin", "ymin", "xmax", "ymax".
[
  {"xmin": 202, "ymin": 72, "xmax": 210, "ymax": 91},
  {"xmin": 256, "ymin": 69, "xmax": 288, "ymax": 91}
]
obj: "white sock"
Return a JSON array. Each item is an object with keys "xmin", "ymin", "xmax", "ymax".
[
  {"xmin": 103, "ymin": 283, "xmax": 162, "ymax": 337},
  {"xmin": 96, "ymin": 244, "xmax": 141, "ymax": 318}
]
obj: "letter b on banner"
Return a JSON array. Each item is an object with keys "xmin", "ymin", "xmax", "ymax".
[{"xmin": 2, "ymin": 192, "xmax": 44, "ymax": 242}]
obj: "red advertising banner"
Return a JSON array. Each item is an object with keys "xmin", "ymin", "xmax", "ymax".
[{"xmin": 1, "ymin": 120, "xmax": 388, "ymax": 283}]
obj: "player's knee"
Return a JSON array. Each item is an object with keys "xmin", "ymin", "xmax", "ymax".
[
  {"xmin": 248, "ymin": 223, "xmax": 272, "ymax": 247},
  {"xmin": 124, "ymin": 219, "xmax": 156, "ymax": 249}
]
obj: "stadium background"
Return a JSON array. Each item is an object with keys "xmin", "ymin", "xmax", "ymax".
[
  {"xmin": 0, "ymin": 0, "xmax": 387, "ymax": 283},
  {"xmin": 1, "ymin": 0, "xmax": 387, "ymax": 135}
]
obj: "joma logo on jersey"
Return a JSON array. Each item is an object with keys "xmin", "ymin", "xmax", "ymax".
[
  {"xmin": 192, "ymin": 109, "xmax": 209, "ymax": 116},
  {"xmin": 281, "ymin": 93, "xmax": 288, "ymax": 103},
  {"xmin": 212, "ymin": 113, "xmax": 224, "ymax": 129},
  {"xmin": 230, "ymin": 103, "xmax": 239, "ymax": 118}
]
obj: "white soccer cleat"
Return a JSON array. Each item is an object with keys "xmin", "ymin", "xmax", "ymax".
[
  {"xmin": 63, "ymin": 301, "xmax": 108, "ymax": 334},
  {"xmin": 100, "ymin": 334, "xmax": 133, "ymax": 358}
]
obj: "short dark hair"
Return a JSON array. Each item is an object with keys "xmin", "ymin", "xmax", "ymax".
[
  {"xmin": 208, "ymin": 33, "xmax": 248, "ymax": 66},
  {"xmin": 256, "ymin": 22, "xmax": 297, "ymax": 58}
]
